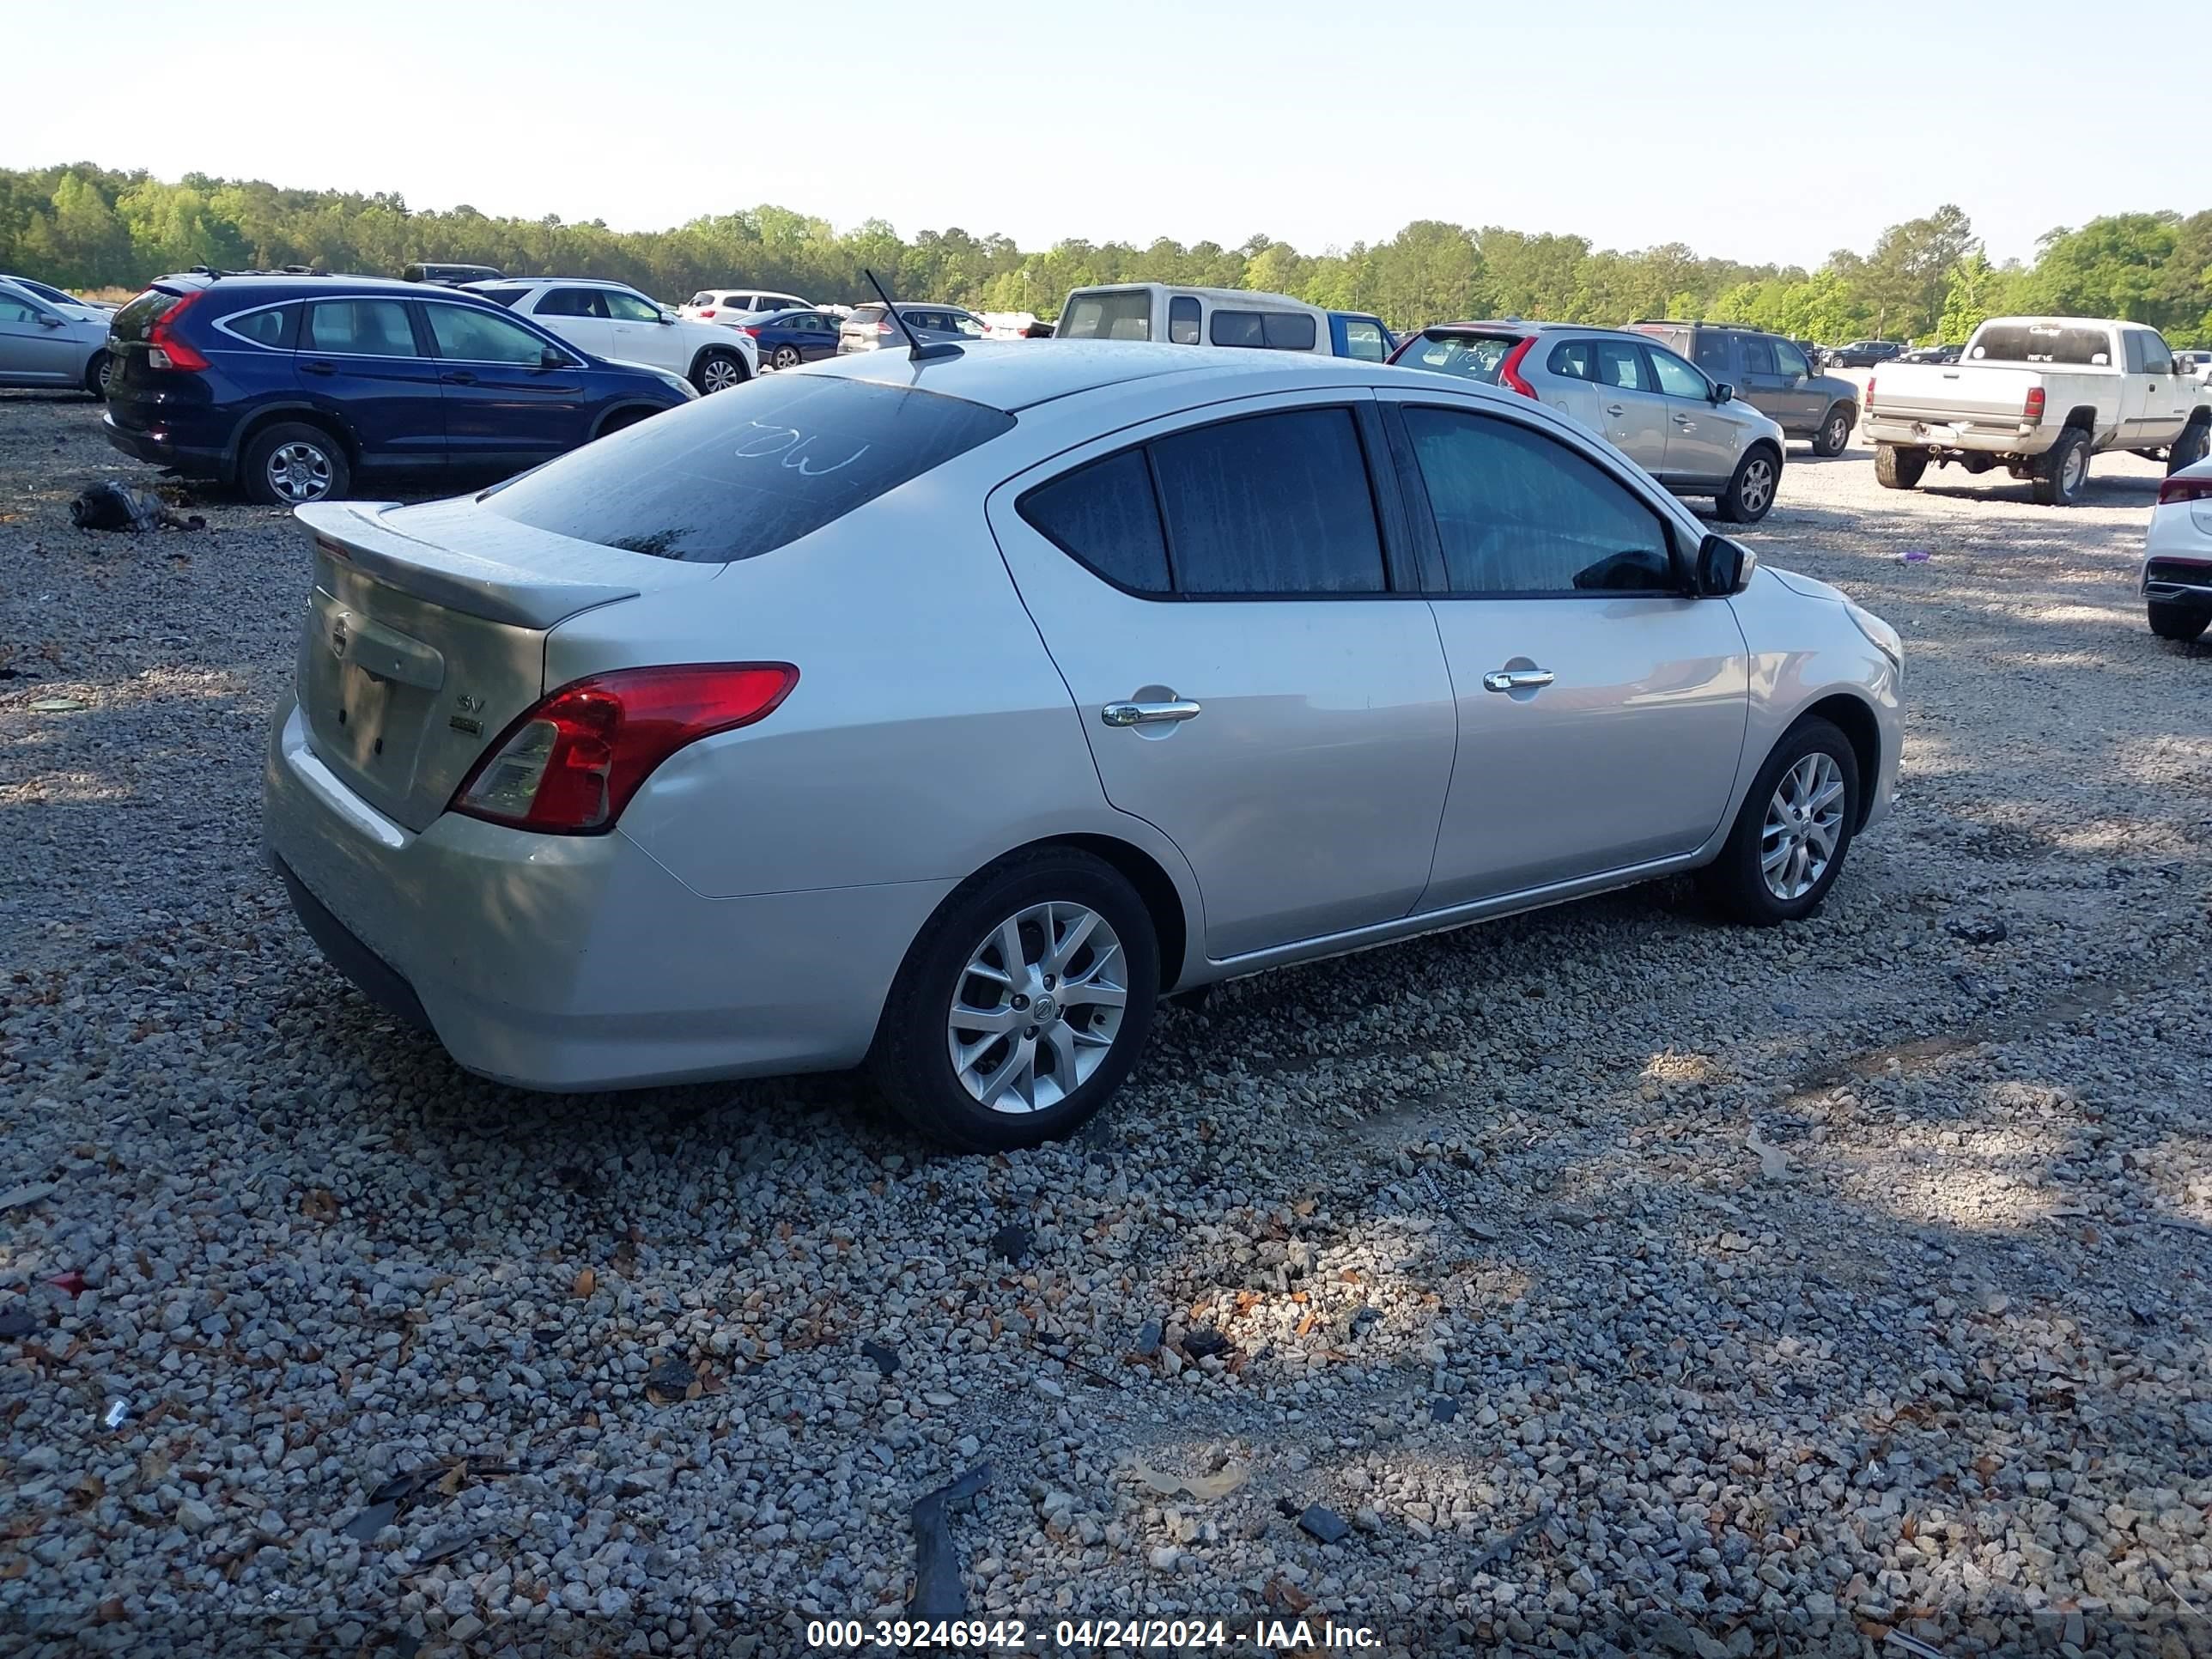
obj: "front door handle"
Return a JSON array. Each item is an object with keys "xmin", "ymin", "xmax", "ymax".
[
  {"xmin": 442, "ymin": 370, "xmax": 479, "ymax": 386},
  {"xmin": 300, "ymin": 360, "xmax": 334, "ymax": 376},
  {"xmin": 1673, "ymin": 415, "xmax": 1696, "ymax": 428},
  {"xmin": 1482, "ymin": 668, "xmax": 1555, "ymax": 694},
  {"xmin": 1101, "ymin": 698, "xmax": 1202, "ymax": 727}
]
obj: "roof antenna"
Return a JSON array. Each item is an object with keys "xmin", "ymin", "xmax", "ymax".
[{"xmin": 864, "ymin": 268, "xmax": 962, "ymax": 363}]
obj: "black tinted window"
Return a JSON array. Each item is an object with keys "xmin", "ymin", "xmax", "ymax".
[
  {"xmin": 1692, "ymin": 333, "xmax": 1733, "ymax": 374},
  {"xmin": 473, "ymin": 286, "xmax": 531, "ymax": 308},
  {"xmin": 1971, "ymin": 325, "xmax": 2112, "ymax": 366},
  {"xmin": 1168, "ymin": 295, "xmax": 1200, "ymax": 345},
  {"xmin": 1151, "ymin": 409, "xmax": 1384, "ymax": 594},
  {"xmin": 1741, "ymin": 336, "xmax": 1776, "ymax": 374},
  {"xmin": 481, "ymin": 377, "xmax": 1015, "ymax": 562},
  {"xmin": 1209, "ymin": 309, "xmax": 1264, "ymax": 348},
  {"xmin": 1594, "ymin": 340, "xmax": 1650, "ymax": 391},
  {"xmin": 1262, "ymin": 312, "xmax": 1316, "ymax": 351},
  {"xmin": 1401, "ymin": 406, "xmax": 1675, "ymax": 595},
  {"xmin": 539, "ymin": 288, "xmax": 609, "ymax": 319},
  {"xmin": 110, "ymin": 288, "xmax": 187, "ymax": 343},
  {"xmin": 225, "ymin": 306, "xmax": 290, "ymax": 348},
  {"xmin": 1018, "ymin": 449, "xmax": 1170, "ymax": 593}
]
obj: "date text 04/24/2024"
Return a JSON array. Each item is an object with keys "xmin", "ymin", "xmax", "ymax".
[{"xmin": 805, "ymin": 1617, "xmax": 1382, "ymax": 1650}]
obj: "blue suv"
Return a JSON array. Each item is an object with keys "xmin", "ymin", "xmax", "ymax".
[{"xmin": 103, "ymin": 271, "xmax": 696, "ymax": 504}]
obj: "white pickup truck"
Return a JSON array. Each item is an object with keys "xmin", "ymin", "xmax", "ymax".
[{"xmin": 1862, "ymin": 316, "xmax": 2212, "ymax": 505}]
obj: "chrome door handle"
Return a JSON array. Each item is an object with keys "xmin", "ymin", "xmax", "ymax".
[
  {"xmin": 1605, "ymin": 403, "xmax": 1626, "ymax": 416},
  {"xmin": 1673, "ymin": 415, "xmax": 1695, "ymax": 428},
  {"xmin": 1482, "ymin": 669, "xmax": 1555, "ymax": 693},
  {"xmin": 1102, "ymin": 698, "xmax": 1201, "ymax": 727}
]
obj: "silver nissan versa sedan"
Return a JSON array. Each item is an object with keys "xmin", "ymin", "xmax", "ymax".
[{"xmin": 263, "ymin": 343, "xmax": 1903, "ymax": 1151}]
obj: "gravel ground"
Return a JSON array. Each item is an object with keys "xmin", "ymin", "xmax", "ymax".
[{"xmin": 3, "ymin": 392, "xmax": 2209, "ymax": 1658}]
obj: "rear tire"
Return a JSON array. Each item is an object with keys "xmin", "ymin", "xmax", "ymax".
[
  {"xmin": 2032, "ymin": 428, "xmax": 2089, "ymax": 506},
  {"xmin": 770, "ymin": 344, "xmax": 801, "ymax": 370},
  {"xmin": 1811, "ymin": 402, "xmax": 1853, "ymax": 458},
  {"xmin": 241, "ymin": 422, "xmax": 349, "ymax": 506},
  {"xmin": 1717, "ymin": 444, "xmax": 1779, "ymax": 524},
  {"xmin": 869, "ymin": 848, "xmax": 1159, "ymax": 1153},
  {"xmin": 84, "ymin": 350, "xmax": 111, "ymax": 401},
  {"xmin": 692, "ymin": 349, "xmax": 747, "ymax": 394},
  {"xmin": 2168, "ymin": 419, "xmax": 2210, "ymax": 475},
  {"xmin": 2148, "ymin": 602, "xmax": 2209, "ymax": 642},
  {"xmin": 1699, "ymin": 718, "xmax": 1862, "ymax": 927},
  {"xmin": 1874, "ymin": 443, "xmax": 1925, "ymax": 490}
]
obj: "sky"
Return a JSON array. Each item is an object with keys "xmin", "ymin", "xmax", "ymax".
[{"xmin": 6, "ymin": 0, "xmax": 2203, "ymax": 271}]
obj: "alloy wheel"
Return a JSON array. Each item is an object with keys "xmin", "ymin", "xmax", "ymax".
[
  {"xmin": 946, "ymin": 901, "xmax": 1127, "ymax": 1114},
  {"xmin": 1823, "ymin": 410, "xmax": 1848, "ymax": 452},
  {"xmin": 773, "ymin": 346, "xmax": 799, "ymax": 369},
  {"xmin": 1760, "ymin": 752, "xmax": 1845, "ymax": 902},
  {"xmin": 701, "ymin": 356, "xmax": 744, "ymax": 393},
  {"xmin": 1741, "ymin": 456, "xmax": 1776, "ymax": 515},
  {"xmin": 266, "ymin": 441, "xmax": 334, "ymax": 503}
]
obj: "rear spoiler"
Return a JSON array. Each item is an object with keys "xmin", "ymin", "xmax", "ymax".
[{"xmin": 298, "ymin": 500, "xmax": 647, "ymax": 630}]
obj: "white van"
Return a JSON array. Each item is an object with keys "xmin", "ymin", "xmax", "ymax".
[{"xmin": 1054, "ymin": 283, "xmax": 1343, "ymax": 356}]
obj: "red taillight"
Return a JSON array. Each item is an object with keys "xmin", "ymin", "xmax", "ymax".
[
  {"xmin": 877, "ymin": 320, "xmax": 894, "ymax": 333},
  {"xmin": 2159, "ymin": 476, "xmax": 2212, "ymax": 506},
  {"xmin": 1498, "ymin": 336, "xmax": 1538, "ymax": 398},
  {"xmin": 147, "ymin": 289, "xmax": 210, "ymax": 372},
  {"xmin": 698, "ymin": 307, "xmax": 716, "ymax": 318},
  {"xmin": 740, "ymin": 325, "xmax": 761, "ymax": 337},
  {"xmin": 2023, "ymin": 386, "xmax": 2045, "ymax": 425},
  {"xmin": 1865, "ymin": 375, "xmax": 1875, "ymax": 408},
  {"xmin": 450, "ymin": 663, "xmax": 799, "ymax": 835}
]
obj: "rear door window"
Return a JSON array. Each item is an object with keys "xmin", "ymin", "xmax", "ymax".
[
  {"xmin": 1594, "ymin": 340, "xmax": 1650, "ymax": 391},
  {"xmin": 480, "ymin": 376, "xmax": 1016, "ymax": 562},
  {"xmin": 1692, "ymin": 333, "xmax": 1733, "ymax": 375},
  {"xmin": 538, "ymin": 288, "xmax": 611, "ymax": 319},
  {"xmin": 1150, "ymin": 408, "xmax": 1385, "ymax": 594},
  {"xmin": 1740, "ymin": 336, "xmax": 1777, "ymax": 375},
  {"xmin": 305, "ymin": 300, "xmax": 421, "ymax": 356}
]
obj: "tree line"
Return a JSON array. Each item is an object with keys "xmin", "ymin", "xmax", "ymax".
[{"xmin": 3, "ymin": 164, "xmax": 2207, "ymax": 346}]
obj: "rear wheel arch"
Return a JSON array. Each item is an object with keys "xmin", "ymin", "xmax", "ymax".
[
  {"xmin": 232, "ymin": 404, "xmax": 356, "ymax": 482},
  {"xmin": 2061, "ymin": 405, "xmax": 2098, "ymax": 434}
]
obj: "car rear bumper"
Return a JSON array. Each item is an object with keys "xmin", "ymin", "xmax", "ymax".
[
  {"xmin": 1861, "ymin": 416, "xmax": 2043, "ymax": 455},
  {"xmin": 262, "ymin": 696, "xmax": 951, "ymax": 1091},
  {"xmin": 100, "ymin": 410, "xmax": 230, "ymax": 477}
]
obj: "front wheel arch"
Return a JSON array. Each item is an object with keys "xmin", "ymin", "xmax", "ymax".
[{"xmin": 689, "ymin": 345, "xmax": 750, "ymax": 389}]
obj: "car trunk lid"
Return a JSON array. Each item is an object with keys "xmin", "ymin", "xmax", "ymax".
[
  {"xmin": 1867, "ymin": 362, "xmax": 2053, "ymax": 427},
  {"xmin": 292, "ymin": 498, "xmax": 721, "ymax": 832}
]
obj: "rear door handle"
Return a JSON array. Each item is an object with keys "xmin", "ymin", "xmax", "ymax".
[
  {"xmin": 1482, "ymin": 669, "xmax": 1555, "ymax": 693},
  {"xmin": 301, "ymin": 360, "xmax": 334, "ymax": 376},
  {"xmin": 1101, "ymin": 697, "xmax": 1202, "ymax": 727},
  {"xmin": 1605, "ymin": 403, "xmax": 1626, "ymax": 416},
  {"xmin": 1673, "ymin": 415, "xmax": 1696, "ymax": 428},
  {"xmin": 442, "ymin": 370, "xmax": 478, "ymax": 386}
]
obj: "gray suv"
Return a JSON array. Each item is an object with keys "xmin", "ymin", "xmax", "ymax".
[{"xmin": 1633, "ymin": 324, "xmax": 1859, "ymax": 456}]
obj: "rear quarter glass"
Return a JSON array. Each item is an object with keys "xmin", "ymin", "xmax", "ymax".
[{"xmin": 478, "ymin": 375, "xmax": 1015, "ymax": 562}]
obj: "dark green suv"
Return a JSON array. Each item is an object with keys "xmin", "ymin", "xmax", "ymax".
[{"xmin": 1630, "ymin": 323, "xmax": 1859, "ymax": 457}]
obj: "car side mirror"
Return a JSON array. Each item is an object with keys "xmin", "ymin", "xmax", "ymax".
[
  {"xmin": 1711, "ymin": 381, "xmax": 1734, "ymax": 404},
  {"xmin": 38, "ymin": 314, "xmax": 65, "ymax": 329},
  {"xmin": 658, "ymin": 312, "xmax": 677, "ymax": 325},
  {"xmin": 539, "ymin": 345, "xmax": 568, "ymax": 368},
  {"xmin": 1694, "ymin": 532, "xmax": 1756, "ymax": 597}
]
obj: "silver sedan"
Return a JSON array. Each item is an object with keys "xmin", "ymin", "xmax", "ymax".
[
  {"xmin": 0, "ymin": 277, "xmax": 112, "ymax": 397},
  {"xmin": 263, "ymin": 343, "xmax": 1902, "ymax": 1151}
]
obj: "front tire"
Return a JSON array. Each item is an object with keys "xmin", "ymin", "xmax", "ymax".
[
  {"xmin": 1717, "ymin": 445, "xmax": 1779, "ymax": 524},
  {"xmin": 2148, "ymin": 602, "xmax": 2210, "ymax": 642},
  {"xmin": 241, "ymin": 422, "xmax": 349, "ymax": 506},
  {"xmin": 1874, "ymin": 443, "xmax": 1926, "ymax": 490},
  {"xmin": 2032, "ymin": 428, "xmax": 2089, "ymax": 506},
  {"xmin": 1811, "ymin": 403, "xmax": 1853, "ymax": 458},
  {"xmin": 84, "ymin": 351, "xmax": 111, "ymax": 401},
  {"xmin": 1699, "ymin": 719, "xmax": 1861, "ymax": 926},
  {"xmin": 870, "ymin": 848, "xmax": 1159, "ymax": 1152},
  {"xmin": 2168, "ymin": 420, "xmax": 2210, "ymax": 475},
  {"xmin": 693, "ymin": 349, "xmax": 747, "ymax": 394}
]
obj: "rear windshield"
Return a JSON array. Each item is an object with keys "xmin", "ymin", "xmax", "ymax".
[
  {"xmin": 110, "ymin": 288, "xmax": 190, "ymax": 343},
  {"xmin": 1969, "ymin": 324, "xmax": 2114, "ymax": 367},
  {"xmin": 1399, "ymin": 331, "xmax": 1522, "ymax": 384},
  {"xmin": 480, "ymin": 375, "xmax": 1016, "ymax": 562},
  {"xmin": 1057, "ymin": 290, "xmax": 1152, "ymax": 341}
]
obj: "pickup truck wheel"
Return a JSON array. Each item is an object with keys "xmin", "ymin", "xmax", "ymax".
[
  {"xmin": 1717, "ymin": 446, "xmax": 1779, "ymax": 523},
  {"xmin": 2148, "ymin": 603, "xmax": 2209, "ymax": 643},
  {"xmin": 2032, "ymin": 429, "xmax": 2089, "ymax": 506},
  {"xmin": 2168, "ymin": 420, "xmax": 2210, "ymax": 475},
  {"xmin": 1874, "ymin": 443, "xmax": 1925, "ymax": 490},
  {"xmin": 1812, "ymin": 404, "xmax": 1854, "ymax": 458}
]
